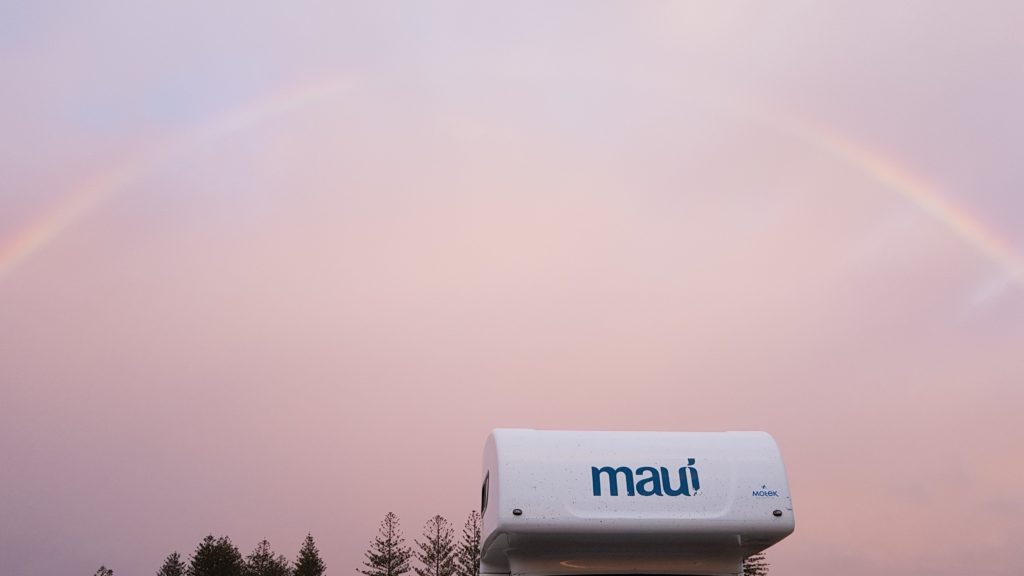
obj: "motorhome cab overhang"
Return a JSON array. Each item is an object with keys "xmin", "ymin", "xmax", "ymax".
[{"xmin": 480, "ymin": 429, "xmax": 794, "ymax": 576}]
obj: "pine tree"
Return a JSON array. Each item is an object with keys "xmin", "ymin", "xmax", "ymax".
[
  {"xmin": 455, "ymin": 511, "xmax": 480, "ymax": 576},
  {"xmin": 414, "ymin": 515, "xmax": 456, "ymax": 576},
  {"xmin": 158, "ymin": 552, "xmax": 187, "ymax": 576},
  {"xmin": 293, "ymin": 534, "xmax": 326, "ymax": 576},
  {"xmin": 743, "ymin": 551, "xmax": 769, "ymax": 576},
  {"xmin": 94, "ymin": 567, "xmax": 114, "ymax": 576},
  {"xmin": 360, "ymin": 512, "xmax": 413, "ymax": 576},
  {"xmin": 243, "ymin": 539, "xmax": 291, "ymax": 576},
  {"xmin": 187, "ymin": 535, "xmax": 244, "ymax": 576}
]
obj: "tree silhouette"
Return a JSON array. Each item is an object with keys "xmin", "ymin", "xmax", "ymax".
[
  {"xmin": 414, "ymin": 515, "xmax": 456, "ymax": 576},
  {"xmin": 455, "ymin": 511, "xmax": 480, "ymax": 576},
  {"xmin": 187, "ymin": 535, "xmax": 244, "ymax": 576},
  {"xmin": 360, "ymin": 512, "xmax": 413, "ymax": 576},
  {"xmin": 94, "ymin": 567, "xmax": 114, "ymax": 576},
  {"xmin": 157, "ymin": 552, "xmax": 187, "ymax": 576},
  {"xmin": 292, "ymin": 534, "xmax": 326, "ymax": 576},
  {"xmin": 743, "ymin": 551, "xmax": 769, "ymax": 576},
  {"xmin": 243, "ymin": 539, "xmax": 291, "ymax": 576}
]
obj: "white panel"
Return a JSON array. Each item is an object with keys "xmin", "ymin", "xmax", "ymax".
[{"xmin": 480, "ymin": 429, "xmax": 794, "ymax": 576}]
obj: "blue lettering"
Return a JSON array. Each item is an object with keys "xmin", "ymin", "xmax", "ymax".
[
  {"xmin": 592, "ymin": 466, "xmax": 635, "ymax": 496},
  {"xmin": 683, "ymin": 458, "xmax": 700, "ymax": 492},
  {"xmin": 593, "ymin": 462, "xmax": 700, "ymax": 497},
  {"xmin": 661, "ymin": 466, "xmax": 690, "ymax": 496},
  {"xmin": 635, "ymin": 467, "xmax": 663, "ymax": 496}
]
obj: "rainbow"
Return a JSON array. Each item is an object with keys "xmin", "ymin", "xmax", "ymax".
[
  {"xmin": 0, "ymin": 77, "xmax": 351, "ymax": 281},
  {"xmin": 4, "ymin": 91, "xmax": 1021, "ymax": 294},
  {"xmin": 784, "ymin": 116, "xmax": 1024, "ymax": 289},
  {"xmin": 0, "ymin": 161, "xmax": 146, "ymax": 280}
]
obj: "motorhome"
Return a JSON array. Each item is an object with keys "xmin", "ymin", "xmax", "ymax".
[{"xmin": 480, "ymin": 429, "xmax": 794, "ymax": 576}]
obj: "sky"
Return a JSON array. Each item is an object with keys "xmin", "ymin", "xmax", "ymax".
[{"xmin": 1, "ymin": 1, "xmax": 1023, "ymax": 575}]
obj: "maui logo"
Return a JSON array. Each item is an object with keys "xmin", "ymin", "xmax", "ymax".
[{"xmin": 591, "ymin": 460, "xmax": 701, "ymax": 497}]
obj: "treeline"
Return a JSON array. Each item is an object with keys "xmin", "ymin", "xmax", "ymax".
[
  {"xmin": 92, "ymin": 510, "xmax": 768, "ymax": 576},
  {"xmin": 360, "ymin": 512, "xmax": 480, "ymax": 576},
  {"xmin": 90, "ymin": 511, "xmax": 481, "ymax": 576}
]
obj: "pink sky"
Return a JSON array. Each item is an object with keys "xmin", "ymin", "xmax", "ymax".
[{"xmin": 1, "ymin": 2, "xmax": 1023, "ymax": 575}]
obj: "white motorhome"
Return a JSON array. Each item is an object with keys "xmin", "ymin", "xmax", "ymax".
[{"xmin": 480, "ymin": 429, "xmax": 794, "ymax": 576}]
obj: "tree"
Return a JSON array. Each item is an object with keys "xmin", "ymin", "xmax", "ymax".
[
  {"xmin": 94, "ymin": 567, "xmax": 114, "ymax": 576},
  {"xmin": 455, "ymin": 511, "xmax": 480, "ymax": 576},
  {"xmin": 188, "ymin": 535, "xmax": 244, "ymax": 576},
  {"xmin": 243, "ymin": 539, "xmax": 291, "ymax": 576},
  {"xmin": 158, "ymin": 552, "xmax": 187, "ymax": 576},
  {"xmin": 360, "ymin": 512, "xmax": 413, "ymax": 576},
  {"xmin": 293, "ymin": 533, "xmax": 326, "ymax": 576},
  {"xmin": 743, "ymin": 551, "xmax": 769, "ymax": 576},
  {"xmin": 414, "ymin": 515, "xmax": 456, "ymax": 576}
]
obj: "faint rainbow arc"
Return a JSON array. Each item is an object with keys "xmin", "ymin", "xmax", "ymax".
[
  {"xmin": 0, "ymin": 77, "xmax": 351, "ymax": 281},
  {"xmin": 0, "ymin": 165, "xmax": 142, "ymax": 280},
  {"xmin": 792, "ymin": 118, "xmax": 1024, "ymax": 287}
]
